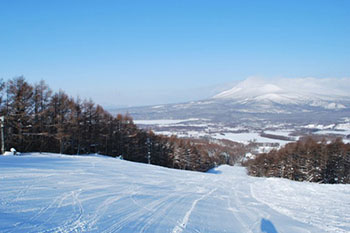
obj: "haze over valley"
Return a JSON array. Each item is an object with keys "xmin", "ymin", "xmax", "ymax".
[{"xmin": 116, "ymin": 77, "xmax": 350, "ymax": 154}]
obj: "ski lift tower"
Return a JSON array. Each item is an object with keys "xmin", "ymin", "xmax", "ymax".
[{"xmin": 0, "ymin": 116, "xmax": 4, "ymax": 154}]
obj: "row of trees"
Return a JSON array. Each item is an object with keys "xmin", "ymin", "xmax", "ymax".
[
  {"xmin": 0, "ymin": 76, "xmax": 241, "ymax": 171},
  {"xmin": 171, "ymin": 138, "xmax": 245, "ymax": 171},
  {"xmin": 243, "ymin": 137, "xmax": 350, "ymax": 184}
]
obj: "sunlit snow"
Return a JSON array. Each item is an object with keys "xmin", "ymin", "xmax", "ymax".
[
  {"xmin": 1, "ymin": 153, "xmax": 349, "ymax": 233},
  {"xmin": 212, "ymin": 132, "xmax": 292, "ymax": 146}
]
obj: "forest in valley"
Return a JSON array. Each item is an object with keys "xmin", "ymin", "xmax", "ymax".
[
  {"xmin": 243, "ymin": 137, "xmax": 350, "ymax": 184},
  {"xmin": 0, "ymin": 76, "xmax": 241, "ymax": 172}
]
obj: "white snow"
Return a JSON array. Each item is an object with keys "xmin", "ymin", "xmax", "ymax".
[
  {"xmin": 2, "ymin": 148, "xmax": 20, "ymax": 156},
  {"xmin": 134, "ymin": 118, "xmax": 201, "ymax": 126},
  {"xmin": 335, "ymin": 123, "xmax": 350, "ymax": 131},
  {"xmin": 212, "ymin": 132, "xmax": 292, "ymax": 146},
  {"xmin": 152, "ymin": 130, "xmax": 209, "ymax": 138},
  {"xmin": 213, "ymin": 77, "xmax": 350, "ymax": 109},
  {"xmin": 3, "ymin": 151, "xmax": 15, "ymax": 156},
  {"xmin": 151, "ymin": 105, "xmax": 164, "ymax": 109},
  {"xmin": 244, "ymin": 152, "xmax": 255, "ymax": 159},
  {"xmin": 251, "ymin": 178, "xmax": 350, "ymax": 233},
  {"xmin": 1, "ymin": 153, "xmax": 348, "ymax": 233},
  {"xmin": 311, "ymin": 122, "xmax": 350, "ymax": 139},
  {"xmin": 314, "ymin": 130, "xmax": 350, "ymax": 136},
  {"xmin": 213, "ymin": 78, "xmax": 302, "ymax": 105},
  {"xmin": 303, "ymin": 124, "xmax": 335, "ymax": 130},
  {"xmin": 325, "ymin": 102, "xmax": 346, "ymax": 109},
  {"xmin": 263, "ymin": 130, "xmax": 293, "ymax": 138}
]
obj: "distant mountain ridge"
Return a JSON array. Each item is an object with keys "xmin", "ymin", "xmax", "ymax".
[
  {"xmin": 213, "ymin": 77, "xmax": 349, "ymax": 110},
  {"xmin": 114, "ymin": 77, "xmax": 350, "ymax": 126}
]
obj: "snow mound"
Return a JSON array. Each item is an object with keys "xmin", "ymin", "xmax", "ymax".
[{"xmin": 2, "ymin": 148, "xmax": 19, "ymax": 156}]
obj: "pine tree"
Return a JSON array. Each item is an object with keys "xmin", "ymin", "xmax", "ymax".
[
  {"xmin": 49, "ymin": 91, "xmax": 71, "ymax": 153},
  {"xmin": 6, "ymin": 77, "xmax": 34, "ymax": 151},
  {"xmin": 32, "ymin": 80, "xmax": 52, "ymax": 152}
]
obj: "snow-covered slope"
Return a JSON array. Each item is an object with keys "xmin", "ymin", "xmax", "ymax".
[{"xmin": 1, "ymin": 153, "xmax": 349, "ymax": 233}]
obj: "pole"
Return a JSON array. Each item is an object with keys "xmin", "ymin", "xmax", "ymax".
[
  {"xmin": 0, "ymin": 116, "xmax": 4, "ymax": 154},
  {"xmin": 147, "ymin": 137, "xmax": 151, "ymax": 164}
]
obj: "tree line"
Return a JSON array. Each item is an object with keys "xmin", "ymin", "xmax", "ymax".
[
  {"xmin": 0, "ymin": 76, "xmax": 241, "ymax": 171},
  {"xmin": 243, "ymin": 137, "xmax": 350, "ymax": 184}
]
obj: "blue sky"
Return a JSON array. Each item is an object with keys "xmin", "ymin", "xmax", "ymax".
[{"xmin": 0, "ymin": 0, "xmax": 349, "ymax": 107}]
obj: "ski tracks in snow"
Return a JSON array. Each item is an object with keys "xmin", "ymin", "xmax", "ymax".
[
  {"xmin": 172, "ymin": 188, "xmax": 217, "ymax": 233},
  {"xmin": 47, "ymin": 189, "xmax": 85, "ymax": 233},
  {"xmin": 1, "ymin": 155, "xmax": 349, "ymax": 233},
  {"xmin": 99, "ymin": 191, "xmax": 181, "ymax": 233}
]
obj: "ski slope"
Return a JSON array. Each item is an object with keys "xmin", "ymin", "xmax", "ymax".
[{"xmin": 0, "ymin": 153, "xmax": 349, "ymax": 233}]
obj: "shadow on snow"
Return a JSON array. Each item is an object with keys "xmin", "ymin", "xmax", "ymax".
[{"xmin": 261, "ymin": 218, "xmax": 278, "ymax": 233}]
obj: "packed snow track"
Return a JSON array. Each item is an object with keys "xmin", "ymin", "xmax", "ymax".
[{"xmin": 0, "ymin": 153, "xmax": 349, "ymax": 233}]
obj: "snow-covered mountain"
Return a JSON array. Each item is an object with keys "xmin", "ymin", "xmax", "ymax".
[
  {"xmin": 113, "ymin": 77, "xmax": 350, "ymax": 148},
  {"xmin": 114, "ymin": 77, "xmax": 350, "ymax": 126},
  {"xmin": 213, "ymin": 77, "xmax": 349, "ymax": 110},
  {"xmin": 1, "ymin": 153, "xmax": 349, "ymax": 232}
]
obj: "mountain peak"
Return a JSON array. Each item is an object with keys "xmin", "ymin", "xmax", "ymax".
[
  {"xmin": 212, "ymin": 77, "xmax": 350, "ymax": 109},
  {"xmin": 215, "ymin": 77, "xmax": 349, "ymax": 98},
  {"xmin": 213, "ymin": 78, "xmax": 291, "ymax": 102}
]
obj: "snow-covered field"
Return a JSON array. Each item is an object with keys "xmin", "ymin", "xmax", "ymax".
[
  {"xmin": 134, "ymin": 118, "xmax": 202, "ymax": 126},
  {"xmin": 134, "ymin": 119, "xmax": 295, "ymax": 146},
  {"xmin": 212, "ymin": 132, "xmax": 292, "ymax": 146},
  {"xmin": 1, "ymin": 153, "xmax": 349, "ymax": 233},
  {"xmin": 134, "ymin": 117, "xmax": 350, "ymax": 149}
]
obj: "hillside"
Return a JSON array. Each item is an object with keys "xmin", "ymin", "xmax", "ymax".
[{"xmin": 1, "ymin": 153, "xmax": 349, "ymax": 233}]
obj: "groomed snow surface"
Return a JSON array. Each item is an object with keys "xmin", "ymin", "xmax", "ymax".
[{"xmin": 1, "ymin": 154, "xmax": 349, "ymax": 233}]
